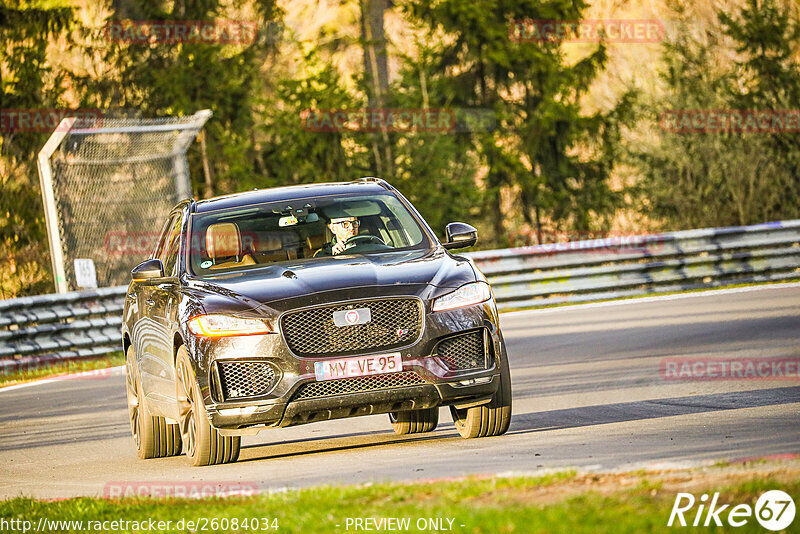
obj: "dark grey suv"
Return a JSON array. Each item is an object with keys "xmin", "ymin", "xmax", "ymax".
[{"xmin": 122, "ymin": 178, "xmax": 512, "ymax": 466}]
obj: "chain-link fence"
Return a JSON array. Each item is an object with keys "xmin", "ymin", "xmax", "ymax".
[{"xmin": 37, "ymin": 110, "xmax": 211, "ymax": 292}]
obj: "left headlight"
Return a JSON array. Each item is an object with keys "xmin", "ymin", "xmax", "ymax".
[
  {"xmin": 432, "ymin": 282, "xmax": 492, "ymax": 312},
  {"xmin": 187, "ymin": 314, "xmax": 271, "ymax": 337}
]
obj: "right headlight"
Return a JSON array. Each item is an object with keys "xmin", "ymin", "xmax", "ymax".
[{"xmin": 432, "ymin": 282, "xmax": 492, "ymax": 312}]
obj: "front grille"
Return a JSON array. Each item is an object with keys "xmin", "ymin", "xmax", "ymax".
[
  {"xmin": 435, "ymin": 330, "xmax": 488, "ymax": 371},
  {"xmin": 292, "ymin": 371, "xmax": 426, "ymax": 400},
  {"xmin": 217, "ymin": 361, "xmax": 276, "ymax": 400},
  {"xmin": 281, "ymin": 298, "xmax": 422, "ymax": 357}
]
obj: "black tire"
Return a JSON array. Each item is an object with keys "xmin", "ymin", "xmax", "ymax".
[
  {"xmin": 125, "ymin": 345, "xmax": 182, "ymax": 459},
  {"xmin": 389, "ymin": 407, "xmax": 439, "ymax": 435},
  {"xmin": 176, "ymin": 347, "xmax": 240, "ymax": 466},
  {"xmin": 450, "ymin": 345, "xmax": 512, "ymax": 439}
]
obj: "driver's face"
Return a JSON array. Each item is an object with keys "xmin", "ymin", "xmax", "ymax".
[{"xmin": 329, "ymin": 217, "xmax": 359, "ymax": 242}]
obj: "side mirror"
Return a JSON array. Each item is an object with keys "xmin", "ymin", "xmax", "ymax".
[
  {"xmin": 131, "ymin": 259, "xmax": 165, "ymax": 281},
  {"xmin": 442, "ymin": 222, "xmax": 478, "ymax": 250}
]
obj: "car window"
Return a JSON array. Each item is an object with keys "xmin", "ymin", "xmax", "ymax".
[
  {"xmin": 152, "ymin": 216, "xmax": 174, "ymax": 260},
  {"xmin": 159, "ymin": 214, "xmax": 183, "ymax": 276},
  {"xmin": 188, "ymin": 192, "xmax": 432, "ymax": 275}
]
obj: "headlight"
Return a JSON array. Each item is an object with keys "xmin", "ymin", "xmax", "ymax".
[
  {"xmin": 188, "ymin": 315, "xmax": 271, "ymax": 337},
  {"xmin": 432, "ymin": 282, "xmax": 492, "ymax": 312}
]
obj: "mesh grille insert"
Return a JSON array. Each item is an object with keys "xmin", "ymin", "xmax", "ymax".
[
  {"xmin": 218, "ymin": 361, "xmax": 276, "ymax": 399},
  {"xmin": 281, "ymin": 298, "xmax": 422, "ymax": 357},
  {"xmin": 436, "ymin": 330, "xmax": 487, "ymax": 371},
  {"xmin": 292, "ymin": 371, "xmax": 426, "ymax": 400}
]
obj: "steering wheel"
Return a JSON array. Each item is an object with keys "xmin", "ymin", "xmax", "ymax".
[{"xmin": 345, "ymin": 234, "xmax": 387, "ymax": 247}]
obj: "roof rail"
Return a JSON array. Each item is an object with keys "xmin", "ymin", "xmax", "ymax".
[{"xmin": 355, "ymin": 176, "xmax": 391, "ymax": 188}]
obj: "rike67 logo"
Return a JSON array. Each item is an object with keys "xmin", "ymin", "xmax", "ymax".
[{"xmin": 668, "ymin": 490, "xmax": 795, "ymax": 531}]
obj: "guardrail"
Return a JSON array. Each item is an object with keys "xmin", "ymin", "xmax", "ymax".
[
  {"xmin": 467, "ymin": 219, "xmax": 800, "ymax": 310},
  {"xmin": 1, "ymin": 220, "xmax": 799, "ymax": 370},
  {"xmin": 0, "ymin": 286, "xmax": 126, "ymax": 372}
]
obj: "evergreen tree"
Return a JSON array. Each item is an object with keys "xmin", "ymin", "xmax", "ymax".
[
  {"xmin": 382, "ymin": 44, "xmax": 483, "ymax": 238},
  {"xmin": 721, "ymin": 0, "xmax": 800, "ymax": 210},
  {"xmin": 256, "ymin": 50, "xmax": 369, "ymax": 187},
  {"xmin": 635, "ymin": 0, "xmax": 800, "ymax": 228},
  {"xmin": 94, "ymin": 0, "xmax": 281, "ymax": 196},
  {"xmin": 0, "ymin": 1, "xmax": 75, "ymax": 297},
  {"xmin": 400, "ymin": 0, "xmax": 626, "ymax": 244}
]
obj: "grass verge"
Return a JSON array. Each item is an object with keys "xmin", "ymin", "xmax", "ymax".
[
  {"xmin": 1, "ymin": 461, "xmax": 797, "ymax": 533},
  {"xmin": 0, "ymin": 351, "xmax": 125, "ymax": 388}
]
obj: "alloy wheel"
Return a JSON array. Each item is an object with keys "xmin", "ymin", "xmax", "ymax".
[
  {"xmin": 125, "ymin": 351, "xmax": 140, "ymax": 450},
  {"xmin": 176, "ymin": 360, "xmax": 196, "ymax": 458}
]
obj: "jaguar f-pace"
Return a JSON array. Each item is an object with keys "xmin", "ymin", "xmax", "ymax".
[{"xmin": 122, "ymin": 178, "xmax": 512, "ymax": 466}]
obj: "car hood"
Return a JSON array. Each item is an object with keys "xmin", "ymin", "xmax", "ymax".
[{"xmin": 183, "ymin": 248, "xmax": 477, "ymax": 313}]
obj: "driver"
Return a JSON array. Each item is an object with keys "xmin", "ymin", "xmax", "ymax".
[{"xmin": 315, "ymin": 216, "xmax": 360, "ymax": 256}]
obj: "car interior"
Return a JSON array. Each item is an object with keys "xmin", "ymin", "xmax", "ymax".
[{"xmin": 191, "ymin": 197, "xmax": 421, "ymax": 273}]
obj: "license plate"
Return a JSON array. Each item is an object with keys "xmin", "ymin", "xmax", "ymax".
[{"xmin": 314, "ymin": 352, "xmax": 402, "ymax": 381}]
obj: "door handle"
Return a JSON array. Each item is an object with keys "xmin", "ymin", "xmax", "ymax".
[{"xmin": 145, "ymin": 299, "xmax": 156, "ymax": 307}]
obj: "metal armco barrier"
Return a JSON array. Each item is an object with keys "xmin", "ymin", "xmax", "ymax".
[
  {"xmin": 0, "ymin": 286, "xmax": 126, "ymax": 372},
  {"xmin": 1, "ymin": 220, "xmax": 799, "ymax": 370},
  {"xmin": 466, "ymin": 219, "xmax": 800, "ymax": 310}
]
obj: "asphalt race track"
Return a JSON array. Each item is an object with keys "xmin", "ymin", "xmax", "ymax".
[{"xmin": 1, "ymin": 285, "xmax": 798, "ymax": 499}]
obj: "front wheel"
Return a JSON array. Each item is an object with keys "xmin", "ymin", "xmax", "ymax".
[
  {"xmin": 176, "ymin": 346, "xmax": 240, "ymax": 466},
  {"xmin": 389, "ymin": 407, "xmax": 439, "ymax": 435},
  {"xmin": 450, "ymin": 347, "xmax": 512, "ymax": 439}
]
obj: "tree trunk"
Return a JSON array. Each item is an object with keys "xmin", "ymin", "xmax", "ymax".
[
  {"xmin": 360, "ymin": 0, "xmax": 389, "ymax": 96},
  {"xmin": 360, "ymin": 0, "xmax": 392, "ymax": 177},
  {"xmin": 199, "ymin": 130, "xmax": 213, "ymax": 199},
  {"xmin": 491, "ymin": 183, "xmax": 504, "ymax": 244},
  {"xmin": 534, "ymin": 204, "xmax": 542, "ymax": 245}
]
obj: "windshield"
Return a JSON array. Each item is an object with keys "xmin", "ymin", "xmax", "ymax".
[{"xmin": 187, "ymin": 192, "xmax": 432, "ymax": 275}]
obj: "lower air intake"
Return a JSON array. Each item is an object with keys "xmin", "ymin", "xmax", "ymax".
[
  {"xmin": 218, "ymin": 361, "xmax": 276, "ymax": 399},
  {"xmin": 435, "ymin": 330, "xmax": 488, "ymax": 371},
  {"xmin": 292, "ymin": 371, "xmax": 426, "ymax": 400}
]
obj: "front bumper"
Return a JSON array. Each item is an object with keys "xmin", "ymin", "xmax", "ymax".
[
  {"xmin": 208, "ymin": 374, "xmax": 501, "ymax": 430},
  {"xmin": 188, "ymin": 290, "xmax": 505, "ymax": 432}
]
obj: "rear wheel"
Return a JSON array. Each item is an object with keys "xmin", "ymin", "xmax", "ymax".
[
  {"xmin": 176, "ymin": 346, "xmax": 240, "ymax": 466},
  {"xmin": 389, "ymin": 407, "xmax": 439, "ymax": 435},
  {"xmin": 450, "ymin": 347, "xmax": 512, "ymax": 439},
  {"xmin": 125, "ymin": 345, "xmax": 182, "ymax": 459}
]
